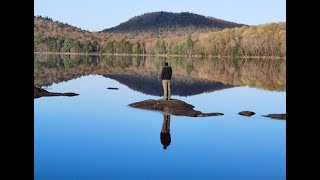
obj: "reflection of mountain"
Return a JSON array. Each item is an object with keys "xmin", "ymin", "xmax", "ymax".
[
  {"xmin": 34, "ymin": 54, "xmax": 286, "ymax": 91},
  {"xmin": 104, "ymin": 74, "xmax": 233, "ymax": 96}
]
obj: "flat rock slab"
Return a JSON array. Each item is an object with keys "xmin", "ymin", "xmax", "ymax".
[
  {"xmin": 239, "ymin": 111, "xmax": 256, "ymax": 116},
  {"xmin": 129, "ymin": 99, "xmax": 223, "ymax": 117},
  {"xmin": 34, "ymin": 87, "xmax": 79, "ymax": 99},
  {"xmin": 262, "ymin": 114, "xmax": 286, "ymax": 120}
]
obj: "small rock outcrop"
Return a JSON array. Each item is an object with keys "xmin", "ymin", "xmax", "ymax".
[
  {"xmin": 262, "ymin": 114, "xmax": 286, "ymax": 120},
  {"xmin": 238, "ymin": 111, "xmax": 256, "ymax": 117},
  {"xmin": 129, "ymin": 99, "xmax": 223, "ymax": 117},
  {"xmin": 34, "ymin": 87, "xmax": 79, "ymax": 99}
]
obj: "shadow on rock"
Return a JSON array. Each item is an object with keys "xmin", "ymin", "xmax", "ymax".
[
  {"xmin": 129, "ymin": 99, "xmax": 223, "ymax": 117},
  {"xmin": 34, "ymin": 87, "xmax": 79, "ymax": 99}
]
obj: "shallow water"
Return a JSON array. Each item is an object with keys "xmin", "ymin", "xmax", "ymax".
[{"xmin": 34, "ymin": 55, "xmax": 286, "ymax": 180}]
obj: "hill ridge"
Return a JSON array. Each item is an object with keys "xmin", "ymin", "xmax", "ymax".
[{"xmin": 102, "ymin": 11, "xmax": 245, "ymax": 33}]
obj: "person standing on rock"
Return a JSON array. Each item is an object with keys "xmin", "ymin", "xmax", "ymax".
[
  {"xmin": 161, "ymin": 62, "xmax": 172, "ymax": 100},
  {"xmin": 160, "ymin": 114, "xmax": 171, "ymax": 149}
]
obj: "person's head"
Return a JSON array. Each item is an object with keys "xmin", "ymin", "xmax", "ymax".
[
  {"xmin": 163, "ymin": 145, "xmax": 168, "ymax": 149},
  {"xmin": 164, "ymin": 62, "xmax": 168, "ymax": 66}
]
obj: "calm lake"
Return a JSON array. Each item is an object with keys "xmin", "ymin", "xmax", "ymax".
[{"xmin": 34, "ymin": 54, "xmax": 286, "ymax": 180}]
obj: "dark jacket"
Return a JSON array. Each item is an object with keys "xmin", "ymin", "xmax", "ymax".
[
  {"xmin": 160, "ymin": 132, "xmax": 171, "ymax": 146},
  {"xmin": 161, "ymin": 66, "xmax": 172, "ymax": 80}
]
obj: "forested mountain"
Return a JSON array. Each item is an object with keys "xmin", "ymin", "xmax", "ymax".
[
  {"xmin": 34, "ymin": 15, "xmax": 286, "ymax": 58},
  {"xmin": 34, "ymin": 16, "xmax": 92, "ymax": 41},
  {"xmin": 103, "ymin": 11, "xmax": 245, "ymax": 35}
]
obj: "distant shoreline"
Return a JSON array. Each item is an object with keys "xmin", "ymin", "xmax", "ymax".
[{"xmin": 34, "ymin": 52, "xmax": 285, "ymax": 60}]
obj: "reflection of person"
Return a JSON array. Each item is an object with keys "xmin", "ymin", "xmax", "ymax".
[
  {"xmin": 161, "ymin": 62, "xmax": 172, "ymax": 100},
  {"xmin": 160, "ymin": 114, "xmax": 171, "ymax": 149}
]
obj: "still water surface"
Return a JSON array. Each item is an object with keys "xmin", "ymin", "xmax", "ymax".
[{"xmin": 34, "ymin": 55, "xmax": 286, "ymax": 180}]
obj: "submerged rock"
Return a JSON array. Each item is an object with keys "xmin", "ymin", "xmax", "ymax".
[
  {"xmin": 262, "ymin": 114, "xmax": 286, "ymax": 120},
  {"xmin": 107, "ymin": 87, "xmax": 119, "ymax": 90},
  {"xmin": 129, "ymin": 99, "xmax": 223, "ymax": 117},
  {"xmin": 238, "ymin": 111, "xmax": 256, "ymax": 117},
  {"xmin": 34, "ymin": 87, "xmax": 79, "ymax": 99}
]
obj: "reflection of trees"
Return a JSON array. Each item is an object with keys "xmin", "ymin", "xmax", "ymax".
[
  {"xmin": 104, "ymin": 55, "xmax": 140, "ymax": 69},
  {"xmin": 165, "ymin": 57, "xmax": 285, "ymax": 91},
  {"xmin": 34, "ymin": 54, "xmax": 285, "ymax": 91},
  {"xmin": 34, "ymin": 54, "xmax": 100, "ymax": 87}
]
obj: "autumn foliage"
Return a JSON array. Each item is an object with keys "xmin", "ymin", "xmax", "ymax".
[{"xmin": 34, "ymin": 16, "xmax": 285, "ymax": 58}]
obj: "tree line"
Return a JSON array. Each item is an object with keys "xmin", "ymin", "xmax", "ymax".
[
  {"xmin": 35, "ymin": 22, "xmax": 285, "ymax": 58},
  {"xmin": 34, "ymin": 33, "xmax": 99, "ymax": 53}
]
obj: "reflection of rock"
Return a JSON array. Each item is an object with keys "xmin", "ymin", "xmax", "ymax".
[
  {"xmin": 34, "ymin": 87, "xmax": 79, "ymax": 99},
  {"xmin": 107, "ymin": 87, "xmax": 119, "ymax": 90},
  {"xmin": 129, "ymin": 99, "xmax": 224, "ymax": 117},
  {"xmin": 262, "ymin": 114, "xmax": 286, "ymax": 120},
  {"xmin": 239, "ymin": 111, "xmax": 256, "ymax": 116}
]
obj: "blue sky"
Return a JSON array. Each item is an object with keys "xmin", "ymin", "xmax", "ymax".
[{"xmin": 34, "ymin": 0, "xmax": 286, "ymax": 32}]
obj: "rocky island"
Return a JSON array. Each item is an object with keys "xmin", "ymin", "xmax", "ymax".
[{"xmin": 129, "ymin": 99, "xmax": 224, "ymax": 117}]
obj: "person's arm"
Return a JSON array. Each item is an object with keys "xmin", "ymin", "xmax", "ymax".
[
  {"xmin": 161, "ymin": 68, "xmax": 164, "ymax": 80},
  {"xmin": 169, "ymin": 67, "xmax": 172, "ymax": 79}
]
